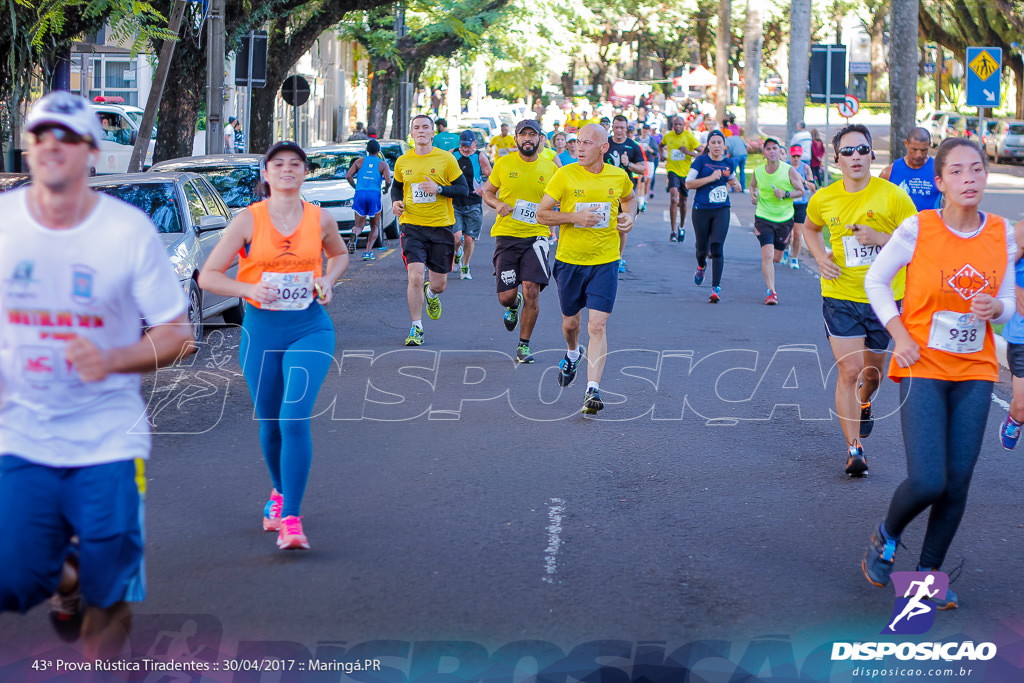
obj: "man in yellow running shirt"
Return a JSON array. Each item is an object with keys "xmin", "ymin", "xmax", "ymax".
[
  {"xmin": 391, "ymin": 114, "xmax": 469, "ymax": 347},
  {"xmin": 659, "ymin": 115, "xmax": 700, "ymax": 242},
  {"xmin": 482, "ymin": 119, "xmax": 558, "ymax": 364},
  {"xmin": 537, "ymin": 123, "xmax": 636, "ymax": 416},
  {"xmin": 489, "ymin": 123, "xmax": 516, "ymax": 160},
  {"xmin": 802, "ymin": 123, "xmax": 917, "ymax": 476}
]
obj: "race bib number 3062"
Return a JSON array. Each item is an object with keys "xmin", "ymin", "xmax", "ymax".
[{"xmin": 261, "ymin": 271, "xmax": 314, "ymax": 311}]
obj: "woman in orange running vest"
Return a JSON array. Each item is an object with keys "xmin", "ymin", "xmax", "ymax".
[
  {"xmin": 859, "ymin": 138, "xmax": 1016, "ymax": 608},
  {"xmin": 200, "ymin": 141, "xmax": 349, "ymax": 551}
]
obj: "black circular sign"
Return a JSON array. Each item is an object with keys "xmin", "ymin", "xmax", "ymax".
[{"xmin": 281, "ymin": 75, "xmax": 311, "ymax": 107}]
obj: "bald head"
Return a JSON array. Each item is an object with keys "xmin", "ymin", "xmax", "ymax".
[{"xmin": 577, "ymin": 123, "xmax": 610, "ymax": 167}]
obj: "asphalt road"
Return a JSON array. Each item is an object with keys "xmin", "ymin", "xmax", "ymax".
[{"xmin": 2, "ymin": 151, "xmax": 1024, "ymax": 683}]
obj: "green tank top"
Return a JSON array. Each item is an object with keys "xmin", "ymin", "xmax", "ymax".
[{"xmin": 754, "ymin": 162, "xmax": 795, "ymax": 222}]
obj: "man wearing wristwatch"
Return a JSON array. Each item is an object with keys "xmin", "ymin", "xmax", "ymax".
[
  {"xmin": 391, "ymin": 114, "xmax": 470, "ymax": 346},
  {"xmin": 749, "ymin": 137, "xmax": 804, "ymax": 306}
]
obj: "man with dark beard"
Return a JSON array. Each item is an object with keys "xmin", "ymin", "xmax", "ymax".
[{"xmin": 481, "ymin": 119, "xmax": 558, "ymax": 363}]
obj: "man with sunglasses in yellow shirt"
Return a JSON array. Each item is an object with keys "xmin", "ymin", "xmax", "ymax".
[{"xmin": 803, "ymin": 124, "xmax": 916, "ymax": 477}]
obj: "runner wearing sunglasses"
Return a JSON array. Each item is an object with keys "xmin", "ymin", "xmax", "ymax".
[{"xmin": 802, "ymin": 124, "xmax": 917, "ymax": 477}]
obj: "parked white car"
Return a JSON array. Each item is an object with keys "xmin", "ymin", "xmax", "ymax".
[{"xmin": 303, "ymin": 144, "xmax": 399, "ymax": 249}]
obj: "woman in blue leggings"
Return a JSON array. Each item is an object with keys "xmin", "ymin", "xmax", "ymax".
[{"xmin": 200, "ymin": 141, "xmax": 349, "ymax": 550}]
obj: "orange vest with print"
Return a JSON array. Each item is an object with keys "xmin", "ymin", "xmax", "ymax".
[
  {"xmin": 890, "ymin": 210, "xmax": 1006, "ymax": 383},
  {"xmin": 237, "ymin": 200, "xmax": 323, "ymax": 308}
]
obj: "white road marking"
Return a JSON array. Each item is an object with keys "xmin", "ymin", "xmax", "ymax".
[
  {"xmin": 542, "ymin": 497, "xmax": 565, "ymax": 584},
  {"xmin": 991, "ymin": 392, "xmax": 1010, "ymax": 410}
]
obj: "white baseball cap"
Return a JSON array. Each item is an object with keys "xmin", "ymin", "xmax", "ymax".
[{"xmin": 26, "ymin": 91, "xmax": 103, "ymax": 148}]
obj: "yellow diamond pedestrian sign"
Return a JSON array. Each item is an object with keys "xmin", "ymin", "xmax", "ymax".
[
  {"xmin": 966, "ymin": 46, "xmax": 1001, "ymax": 107},
  {"xmin": 969, "ymin": 50, "xmax": 999, "ymax": 81}
]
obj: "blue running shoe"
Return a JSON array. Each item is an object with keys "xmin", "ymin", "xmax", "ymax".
[
  {"xmin": 694, "ymin": 266, "xmax": 706, "ymax": 286},
  {"xmin": 860, "ymin": 402, "xmax": 874, "ymax": 438},
  {"xmin": 1000, "ymin": 414, "xmax": 1021, "ymax": 450},
  {"xmin": 581, "ymin": 387, "xmax": 604, "ymax": 414},
  {"xmin": 557, "ymin": 347, "xmax": 585, "ymax": 387},
  {"xmin": 709, "ymin": 286, "xmax": 721, "ymax": 303},
  {"xmin": 503, "ymin": 292, "xmax": 523, "ymax": 332},
  {"xmin": 845, "ymin": 444, "xmax": 868, "ymax": 476},
  {"xmin": 862, "ymin": 525, "xmax": 898, "ymax": 587}
]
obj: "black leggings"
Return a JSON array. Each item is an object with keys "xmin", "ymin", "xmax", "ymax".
[
  {"xmin": 692, "ymin": 207, "xmax": 730, "ymax": 287},
  {"xmin": 884, "ymin": 378, "xmax": 992, "ymax": 569}
]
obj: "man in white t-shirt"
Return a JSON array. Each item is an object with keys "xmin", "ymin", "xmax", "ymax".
[
  {"xmin": 224, "ymin": 117, "xmax": 237, "ymax": 153},
  {"xmin": 789, "ymin": 120, "xmax": 812, "ymax": 160},
  {"xmin": 0, "ymin": 91, "xmax": 194, "ymax": 658}
]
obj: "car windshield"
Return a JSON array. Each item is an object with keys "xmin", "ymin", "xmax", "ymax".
[
  {"xmin": 1008, "ymin": 124, "xmax": 1024, "ymax": 135},
  {"xmin": 306, "ymin": 152, "xmax": 362, "ymax": 181},
  {"xmin": 376, "ymin": 144, "xmax": 402, "ymax": 170},
  {"xmin": 93, "ymin": 182, "xmax": 182, "ymax": 234},
  {"xmin": 160, "ymin": 165, "xmax": 259, "ymax": 208}
]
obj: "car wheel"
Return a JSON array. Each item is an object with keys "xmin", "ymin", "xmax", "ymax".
[
  {"xmin": 222, "ymin": 297, "xmax": 245, "ymax": 326},
  {"xmin": 384, "ymin": 218, "xmax": 400, "ymax": 240},
  {"xmin": 186, "ymin": 279, "xmax": 204, "ymax": 343}
]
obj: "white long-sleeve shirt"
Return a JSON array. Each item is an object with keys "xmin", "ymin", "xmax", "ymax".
[{"xmin": 865, "ymin": 211, "xmax": 1017, "ymax": 327}]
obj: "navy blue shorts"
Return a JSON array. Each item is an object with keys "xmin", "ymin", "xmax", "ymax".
[
  {"xmin": 553, "ymin": 260, "xmax": 618, "ymax": 316},
  {"xmin": 353, "ymin": 190, "xmax": 382, "ymax": 218},
  {"xmin": 667, "ymin": 172, "xmax": 689, "ymax": 198},
  {"xmin": 793, "ymin": 203, "xmax": 808, "ymax": 224},
  {"xmin": 822, "ymin": 296, "xmax": 893, "ymax": 352},
  {"xmin": 0, "ymin": 456, "xmax": 145, "ymax": 612}
]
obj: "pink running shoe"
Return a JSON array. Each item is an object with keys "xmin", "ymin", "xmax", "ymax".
[
  {"xmin": 277, "ymin": 516, "xmax": 309, "ymax": 550},
  {"xmin": 263, "ymin": 489, "xmax": 283, "ymax": 531}
]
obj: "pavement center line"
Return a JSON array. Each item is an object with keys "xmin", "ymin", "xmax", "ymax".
[{"xmin": 542, "ymin": 497, "xmax": 565, "ymax": 584}]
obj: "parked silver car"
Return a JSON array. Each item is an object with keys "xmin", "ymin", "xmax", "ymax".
[
  {"xmin": 148, "ymin": 154, "xmax": 264, "ymax": 213},
  {"xmin": 985, "ymin": 120, "xmax": 1024, "ymax": 164},
  {"xmin": 89, "ymin": 173, "xmax": 245, "ymax": 341}
]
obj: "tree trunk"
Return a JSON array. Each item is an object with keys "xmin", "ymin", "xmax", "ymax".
[
  {"xmin": 154, "ymin": 20, "xmax": 206, "ymax": 162},
  {"xmin": 695, "ymin": 0, "xmax": 715, "ymax": 68},
  {"xmin": 366, "ymin": 56, "xmax": 398, "ymax": 135},
  {"xmin": 1011, "ymin": 54, "xmax": 1024, "ymax": 120},
  {"xmin": 715, "ymin": 0, "xmax": 731, "ymax": 122},
  {"xmin": 868, "ymin": 13, "xmax": 886, "ymax": 101},
  {"xmin": 787, "ymin": 0, "xmax": 811, "ymax": 145},
  {"xmin": 889, "ymin": 0, "xmax": 917, "ymax": 164},
  {"xmin": 744, "ymin": 0, "xmax": 763, "ymax": 139},
  {"xmin": 561, "ymin": 70, "xmax": 574, "ymax": 99}
]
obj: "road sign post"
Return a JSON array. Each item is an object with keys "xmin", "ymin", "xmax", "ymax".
[
  {"xmin": 966, "ymin": 47, "xmax": 1001, "ymax": 159},
  {"xmin": 281, "ymin": 75, "xmax": 311, "ymax": 143},
  {"xmin": 810, "ymin": 44, "xmax": 846, "ymax": 185}
]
